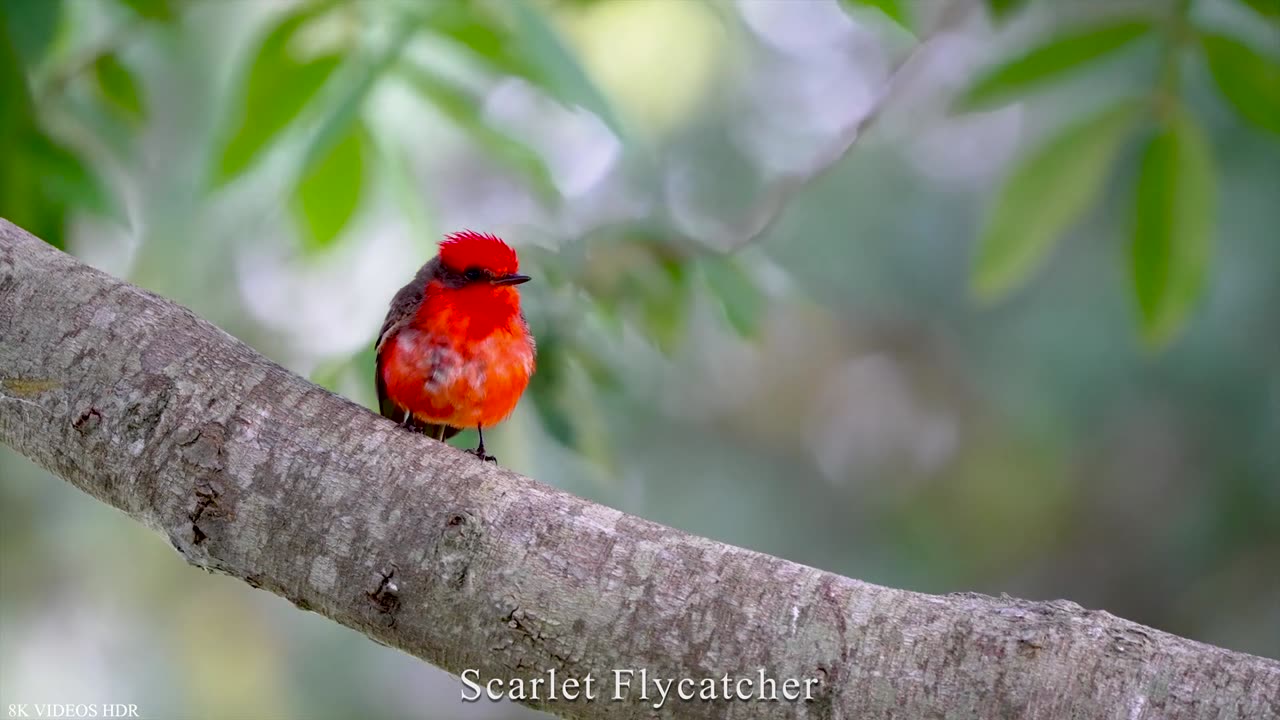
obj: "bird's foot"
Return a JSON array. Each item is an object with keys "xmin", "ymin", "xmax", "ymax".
[{"xmin": 466, "ymin": 447, "xmax": 497, "ymax": 464}]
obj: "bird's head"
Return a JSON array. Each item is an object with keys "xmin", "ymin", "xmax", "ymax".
[{"xmin": 431, "ymin": 230, "xmax": 530, "ymax": 309}]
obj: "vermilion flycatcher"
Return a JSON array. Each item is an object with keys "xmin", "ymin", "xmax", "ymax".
[{"xmin": 375, "ymin": 231, "xmax": 535, "ymax": 462}]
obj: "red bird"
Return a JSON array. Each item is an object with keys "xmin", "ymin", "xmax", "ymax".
[{"xmin": 375, "ymin": 231, "xmax": 535, "ymax": 461}]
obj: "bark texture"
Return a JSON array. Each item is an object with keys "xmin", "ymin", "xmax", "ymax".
[{"xmin": 1, "ymin": 219, "xmax": 1276, "ymax": 720}]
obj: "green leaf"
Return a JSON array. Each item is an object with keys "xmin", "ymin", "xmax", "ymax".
[
  {"xmin": 986, "ymin": 0, "xmax": 1030, "ymax": 22},
  {"xmin": 1201, "ymin": 33, "xmax": 1280, "ymax": 136},
  {"xmin": 1, "ymin": 133, "xmax": 121, "ymax": 246},
  {"xmin": 838, "ymin": 0, "xmax": 911, "ymax": 31},
  {"xmin": 1131, "ymin": 110, "xmax": 1215, "ymax": 347},
  {"xmin": 214, "ymin": 4, "xmax": 342, "ymax": 183},
  {"xmin": 0, "ymin": 17, "xmax": 118, "ymax": 247},
  {"xmin": 397, "ymin": 62, "xmax": 558, "ymax": 202},
  {"xmin": 0, "ymin": 12, "xmax": 47, "ymax": 245},
  {"xmin": 639, "ymin": 261, "xmax": 689, "ymax": 353},
  {"xmin": 957, "ymin": 19, "xmax": 1154, "ymax": 111},
  {"xmin": 973, "ymin": 102, "xmax": 1139, "ymax": 300},
  {"xmin": 0, "ymin": 9, "xmax": 35, "ymax": 137},
  {"xmin": 291, "ymin": 121, "xmax": 366, "ymax": 251},
  {"xmin": 1240, "ymin": 0, "xmax": 1280, "ymax": 20},
  {"xmin": 28, "ymin": 134, "xmax": 119, "ymax": 220},
  {"xmin": 1, "ymin": 0, "xmax": 62, "ymax": 66},
  {"xmin": 94, "ymin": 52, "xmax": 144, "ymax": 121},
  {"xmin": 119, "ymin": 0, "xmax": 173, "ymax": 21},
  {"xmin": 702, "ymin": 257, "xmax": 762, "ymax": 337}
]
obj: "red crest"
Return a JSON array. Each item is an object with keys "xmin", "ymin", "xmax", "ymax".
[{"xmin": 438, "ymin": 230, "xmax": 519, "ymax": 276}]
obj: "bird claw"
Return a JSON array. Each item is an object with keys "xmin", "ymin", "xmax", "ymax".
[{"xmin": 466, "ymin": 448, "xmax": 497, "ymax": 464}]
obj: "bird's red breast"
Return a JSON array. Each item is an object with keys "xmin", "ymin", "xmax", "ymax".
[{"xmin": 376, "ymin": 231, "xmax": 535, "ymax": 432}]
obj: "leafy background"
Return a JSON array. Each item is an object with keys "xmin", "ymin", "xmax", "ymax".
[{"xmin": 2, "ymin": 0, "xmax": 1278, "ymax": 717}]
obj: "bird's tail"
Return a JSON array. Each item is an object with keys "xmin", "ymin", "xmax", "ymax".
[{"xmin": 379, "ymin": 394, "xmax": 461, "ymax": 442}]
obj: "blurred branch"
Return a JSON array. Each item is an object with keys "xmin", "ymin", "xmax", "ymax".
[
  {"xmin": 718, "ymin": 0, "xmax": 977, "ymax": 250},
  {"xmin": 1, "ymin": 217, "xmax": 1277, "ymax": 719},
  {"xmin": 1154, "ymin": 0, "xmax": 1194, "ymax": 119}
]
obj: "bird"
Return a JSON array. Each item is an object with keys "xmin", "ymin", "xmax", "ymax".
[{"xmin": 375, "ymin": 230, "xmax": 535, "ymax": 462}]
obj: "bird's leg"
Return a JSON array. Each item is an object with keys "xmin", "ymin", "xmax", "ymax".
[
  {"xmin": 400, "ymin": 410, "xmax": 415, "ymax": 430},
  {"xmin": 467, "ymin": 425, "xmax": 497, "ymax": 463},
  {"xmin": 434, "ymin": 424, "xmax": 447, "ymax": 442}
]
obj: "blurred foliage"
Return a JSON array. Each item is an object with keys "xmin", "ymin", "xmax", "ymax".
[
  {"xmin": 962, "ymin": 0, "xmax": 1280, "ymax": 347},
  {"xmin": 1, "ymin": 0, "xmax": 1270, "ymax": 344},
  {"xmin": 0, "ymin": 0, "xmax": 1270, "ymax": 381},
  {"xmin": 1, "ymin": 0, "xmax": 1278, "ymax": 717}
]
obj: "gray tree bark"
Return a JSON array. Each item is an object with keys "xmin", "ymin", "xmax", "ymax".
[{"xmin": 1, "ymin": 218, "xmax": 1276, "ymax": 720}]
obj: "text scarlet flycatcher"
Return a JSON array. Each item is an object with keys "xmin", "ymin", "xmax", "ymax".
[
  {"xmin": 375, "ymin": 231, "xmax": 535, "ymax": 461},
  {"xmin": 459, "ymin": 668, "xmax": 822, "ymax": 709}
]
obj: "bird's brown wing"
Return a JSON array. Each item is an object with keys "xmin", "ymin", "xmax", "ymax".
[{"xmin": 375, "ymin": 258, "xmax": 461, "ymax": 441}]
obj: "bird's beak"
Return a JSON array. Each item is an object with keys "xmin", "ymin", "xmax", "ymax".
[{"xmin": 493, "ymin": 274, "xmax": 531, "ymax": 286}]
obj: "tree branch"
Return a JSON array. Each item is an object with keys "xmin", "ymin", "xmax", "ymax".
[{"xmin": 0, "ymin": 218, "xmax": 1275, "ymax": 719}]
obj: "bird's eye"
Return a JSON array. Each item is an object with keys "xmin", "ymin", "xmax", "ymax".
[{"xmin": 463, "ymin": 267, "xmax": 484, "ymax": 281}]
